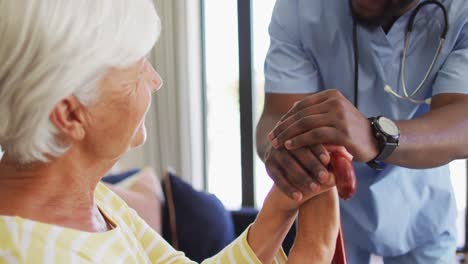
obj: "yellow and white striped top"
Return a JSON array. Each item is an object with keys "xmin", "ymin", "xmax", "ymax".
[{"xmin": 0, "ymin": 183, "xmax": 286, "ymax": 263}]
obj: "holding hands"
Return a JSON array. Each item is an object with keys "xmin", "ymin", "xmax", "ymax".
[
  {"xmin": 262, "ymin": 89, "xmax": 390, "ymax": 201},
  {"xmin": 252, "ymin": 89, "xmax": 369, "ymax": 263},
  {"xmin": 260, "ymin": 89, "xmax": 364, "ymax": 263}
]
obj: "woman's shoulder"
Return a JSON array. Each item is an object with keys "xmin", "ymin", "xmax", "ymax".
[
  {"xmin": 95, "ymin": 182, "xmax": 130, "ymax": 210},
  {"xmin": 95, "ymin": 183, "xmax": 138, "ymax": 231},
  {"xmin": 0, "ymin": 216, "xmax": 33, "ymax": 262},
  {"xmin": 0, "ymin": 216, "xmax": 19, "ymax": 247}
]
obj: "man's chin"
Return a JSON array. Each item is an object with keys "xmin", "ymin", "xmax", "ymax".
[
  {"xmin": 350, "ymin": 4, "xmax": 387, "ymax": 28},
  {"xmin": 350, "ymin": 0, "xmax": 417, "ymax": 29},
  {"xmin": 353, "ymin": 14, "xmax": 387, "ymax": 29},
  {"xmin": 351, "ymin": 5, "xmax": 394, "ymax": 29}
]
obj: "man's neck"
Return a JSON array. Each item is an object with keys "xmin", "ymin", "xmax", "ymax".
[
  {"xmin": 382, "ymin": 16, "xmax": 399, "ymax": 33},
  {"xmin": 382, "ymin": 0, "xmax": 419, "ymax": 33}
]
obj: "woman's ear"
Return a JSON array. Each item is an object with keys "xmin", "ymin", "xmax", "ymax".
[{"xmin": 49, "ymin": 96, "xmax": 86, "ymax": 141}]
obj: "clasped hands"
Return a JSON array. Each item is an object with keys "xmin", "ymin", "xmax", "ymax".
[
  {"xmin": 259, "ymin": 89, "xmax": 380, "ymax": 262},
  {"xmin": 265, "ymin": 89, "xmax": 380, "ymax": 203}
]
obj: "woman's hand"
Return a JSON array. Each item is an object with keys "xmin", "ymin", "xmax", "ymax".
[{"xmin": 266, "ymin": 180, "xmax": 335, "ymax": 215}]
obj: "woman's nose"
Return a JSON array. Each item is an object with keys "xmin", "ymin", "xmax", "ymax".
[{"xmin": 143, "ymin": 62, "xmax": 163, "ymax": 93}]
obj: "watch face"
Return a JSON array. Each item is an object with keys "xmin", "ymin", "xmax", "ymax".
[{"xmin": 378, "ymin": 117, "xmax": 399, "ymax": 137}]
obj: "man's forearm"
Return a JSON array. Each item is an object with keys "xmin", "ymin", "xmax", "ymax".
[
  {"xmin": 256, "ymin": 113, "xmax": 282, "ymax": 161},
  {"xmin": 387, "ymin": 102, "xmax": 468, "ymax": 168}
]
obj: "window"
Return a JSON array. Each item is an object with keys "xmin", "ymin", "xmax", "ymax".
[
  {"xmin": 252, "ymin": 0, "xmax": 276, "ymax": 207},
  {"xmin": 202, "ymin": 0, "xmax": 276, "ymax": 209},
  {"xmin": 203, "ymin": 0, "xmax": 242, "ymax": 209},
  {"xmin": 450, "ymin": 160, "xmax": 467, "ymax": 249}
]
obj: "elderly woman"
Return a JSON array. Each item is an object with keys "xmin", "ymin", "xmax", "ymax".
[{"xmin": 0, "ymin": 0, "xmax": 341, "ymax": 263}]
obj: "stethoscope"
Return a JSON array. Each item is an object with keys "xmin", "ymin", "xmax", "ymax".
[{"xmin": 352, "ymin": 0, "xmax": 449, "ymax": 107}]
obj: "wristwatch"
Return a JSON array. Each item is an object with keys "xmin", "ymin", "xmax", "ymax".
[{"xmin": 367, "ymin": 116, "xmax": 400, "ymax": 170}]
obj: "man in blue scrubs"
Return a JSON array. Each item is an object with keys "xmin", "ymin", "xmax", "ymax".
[{"xmin": 256, "ymin": 0, "xmax": 468, "ymax": 262}]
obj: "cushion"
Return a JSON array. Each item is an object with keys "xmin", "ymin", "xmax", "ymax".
[
  {"xmin": 162, "ymin": 170, "xmax": 236, "ymax": 262},
  {"xmin": 102, "ymin": 168, "xmax": 141, "ymax": 184},
  {"xmin": 103, "ymin": 167, "xmax": 164, "ymax": 233}
]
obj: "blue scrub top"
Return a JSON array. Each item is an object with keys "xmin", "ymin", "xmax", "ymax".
[{"xmin": 265, "ymin": 0, "xmax": 468, "ymax": 256}]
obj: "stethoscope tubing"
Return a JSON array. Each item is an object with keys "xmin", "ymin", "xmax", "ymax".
[{"xmin": 352, "ymin": 0, "xmax": 449, "ymax": 106}]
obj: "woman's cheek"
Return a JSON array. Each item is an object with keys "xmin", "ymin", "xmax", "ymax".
[{"xmin": 139, "ymin": 80, "xmax": 153, "ymax": 113}]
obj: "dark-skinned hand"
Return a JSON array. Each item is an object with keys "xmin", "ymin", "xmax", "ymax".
[
  {"xmin": 268, "ymin": 89, "xmax": 379, "ymax": 163},
  {"xmin": 264, "ymin": 142, "xmax": 356, "ymax": 201}
]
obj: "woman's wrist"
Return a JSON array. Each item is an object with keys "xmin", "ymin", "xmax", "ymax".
[
  {"xmin": 288, "ymin": 243, "xmax": 334, "ymax": 264},
  {"xmin": 247, "ymin": 185, "xmax": 298, "ymax": 263},
  {"xmin": 289, "ymin": 227, "xmax": 337, "ymax": 262},
  {"xmin": 264, "ymin": 185, "xmax": 300, "ymax": 214}
]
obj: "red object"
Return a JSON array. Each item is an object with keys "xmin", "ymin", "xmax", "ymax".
[
  {"xmin": 326, "ymin": 147, "xmax": 355, "ymax": 264},
  {"xmin": 331, "ymin": 154, "xmax": 357, "ymax": 200},
  {"xmin": 332, "ymin": 226, "xmax": 347, "ymax": 264}
]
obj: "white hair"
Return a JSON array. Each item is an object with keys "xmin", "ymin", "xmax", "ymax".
[{"xmin": 0, "ymin": 0, "xmax": 161, "ymax": 164}]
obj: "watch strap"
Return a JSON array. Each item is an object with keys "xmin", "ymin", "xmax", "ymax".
[
  {"xmin": 367, "ymin": 116, "xmax": 399, "ymax": 170},
  {"xmin": 374, "ymin": 141, "xmax": 398, "ymax": 161},
  {"xmin": 366, "ymin": 160, "xmax": 384, "ymax": 171}
]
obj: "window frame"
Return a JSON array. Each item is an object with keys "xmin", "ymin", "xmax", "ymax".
[{"xmin": 237, "ymin": 0, "xmax": 256, "ymax": 207}]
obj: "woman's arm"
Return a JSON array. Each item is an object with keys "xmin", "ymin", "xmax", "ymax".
[
  {"xmin": 286, "ymin": 149, "xmax": 351, "ymax": 263},
  {"xmin": 247, "ymin": 186, "xmax": 298, "ymax": 263},
  {"xmin": 208, "ymin": 182, "xmax": 337, "ymax": 264},
  {"xmin": 288, "ymin": 188, "xmax": 340, "ymax": 263},
  {"xmin": 104, "ymin": 176, "xmax": 338, "ymax": 263},
  {"xmin": 107, "ymin": 180, "xmax": 292, "ymax": 264}
]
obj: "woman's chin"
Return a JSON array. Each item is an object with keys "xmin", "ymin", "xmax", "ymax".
[{"xmin": 130, "ymin": 124, "xmax": 147, "ymax": 148}]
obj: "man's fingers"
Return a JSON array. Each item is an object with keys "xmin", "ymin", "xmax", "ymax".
[
  {"xmin": 264, "ymin": 142, "xmax": 346, "ymax": 203},
  {"xmin": 274, "ymin": 151, "xmax": 316, "ymax": 194},
  {"xmin": 278, "ymin": 101, "xmax": 300, "ymax": 122},
  {"xmin": 283, "ymin": 127, "xmax": 345, "ymax": 150},
  {"xmin": 310, "ymin": 144, "xmax": 331, "ymax": 165},
  {"xmin": 323, "ymin": 144, "xmax": 353, "ymax": 161},
  {"xmin": 270, "ymin": 101, "xmax": 332, "ymax": 140},
  {"xmin": 290, "ymin": 148, "xmax": 329, "ymax": 185},
  {"xmin": 265, "ymin": 163, "xmax": 302, "ymax": 201},
  {"xmin": 270, "ymin": 109, "xmax": 332, "ymax": 145},
  {"xmin": 298, "ymin": 174, "xmax": 336, "ymax": 203},
  {"xmin": 271, "ymin": 114, "xmax": 334, "ymax": 148},
  {"xmin": 277, "ymin": 89, "xmax": 343, "ymax": 123}
]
